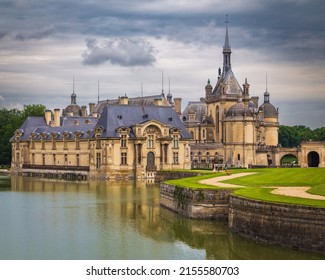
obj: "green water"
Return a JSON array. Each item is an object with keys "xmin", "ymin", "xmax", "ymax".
[{"xmin": 0, "ymin": 175, "xmax": 323, "ymax": 260}]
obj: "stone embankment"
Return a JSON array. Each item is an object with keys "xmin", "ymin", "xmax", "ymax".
[{"xmin": 160, "ymin": 172, "xmax": 325, "ymax": 253}]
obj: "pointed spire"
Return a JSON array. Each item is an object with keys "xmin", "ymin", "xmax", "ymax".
[
  {"xmin": 222, "ymin": 14, "xmax": 232, "ymax": 74},
  {"xmin": 224, "ymin": 14, "xmax": 231, "ymax": 51}
]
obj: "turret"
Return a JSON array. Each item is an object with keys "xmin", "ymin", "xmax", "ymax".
[{"xmin": 205, "ymin": 79, "xmax": 213, "ymax": 98}]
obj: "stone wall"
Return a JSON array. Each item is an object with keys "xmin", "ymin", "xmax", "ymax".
[
  {"xmin": 155, "ymin": 171, "xmax": 201, "ymax": 182},
  {"xmin": 229, "ymin": 195, "xmax": 325, "ymax": 253},
  {"xmin": 160, "ymin": 183, "xmax": 230, "ymax": 220}
]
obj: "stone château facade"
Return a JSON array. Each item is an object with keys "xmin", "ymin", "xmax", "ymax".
[
  {"xmin": 10, "ymin": 94, "xmax": 192, "ymax": 180},
  {"xmin": 182, "ymin": 21, "xmax": 279, "ymax": 167}
]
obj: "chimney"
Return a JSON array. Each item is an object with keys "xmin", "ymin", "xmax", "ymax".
[
  {"xmin": 45, "ymin": 110, "xmax": 52, "ymax": 126},
  {"xmin": 154, "ymin": 98, "xmax": 162, "ymax": 106},
  {"xmin": 251, "ymin": 96, "xmax": 259, "ymax": 108},
  {"xmin": 92, "ymin": 112, "xmax": 98, "ymax": 118},
  {"xmin": 173, "ymin": 98, "xmax": 182, "ymax": 115},
  {"xmin": 89, "ymin": 103, "xmax": 95, "ymax": 114},
  {"xmin": 53, "ymin": 109, "xmax": 61, "ymax": 127},
  {"xmin": 119, "ymin": 95, "xmax": 129, "ymax": 105},
  {"xmin": 81, "ymin": 106, "xmax": 87, "ymax": 117}
]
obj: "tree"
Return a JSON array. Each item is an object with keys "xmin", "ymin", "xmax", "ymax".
[
  {"xmin": 279, "ymin": 125, "xmax": 325, "ymax": 147},
  {"xmin": 0, "ymin": 104, "xmax": 46, "ymax": 166}
]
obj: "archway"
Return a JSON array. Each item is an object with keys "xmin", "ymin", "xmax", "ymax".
[
  {"xmin": 280, "ymin": 154, "xmax": 298, "ymax": 166},
  {"xmin": 147, "ymin": 152, "xmax": 156, "ymax": 170},
  {"xmin": 307, "ymin": 151, "xmax": 320, "ymax": 167}
]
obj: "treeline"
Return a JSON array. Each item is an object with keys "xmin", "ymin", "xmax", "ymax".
[
  {"xmin": 279, "ymin": 125, "xmax": 325, "ymax": 148},
  {"xmin": 0, "ymin": 104, "xmax": 45, "ymax": 166}
]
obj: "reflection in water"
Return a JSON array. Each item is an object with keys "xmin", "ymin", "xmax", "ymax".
[{"xmin": 0, "ymin": 175, "xmax": 323, "ymax": 260}]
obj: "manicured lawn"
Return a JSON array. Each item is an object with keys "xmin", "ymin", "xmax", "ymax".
[{"xmin": 165, "ymin": 168, "xmax": 325, "ymax": 207}]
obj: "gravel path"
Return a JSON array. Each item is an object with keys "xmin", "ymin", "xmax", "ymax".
[
  {"xmin": 271, "ymin": 187, "xmax": 325, "ymax": 200},
  {"xmin": 199, "ymin": 172, "xmax": 256, "ymax": 188},
  {"xmin": 200, "ymin": 172, "xmax": 325, "ymax": 200}
]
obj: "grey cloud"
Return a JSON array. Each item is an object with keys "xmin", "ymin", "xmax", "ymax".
[
  {"xmin": 14, "ymin": 27, "xmax": 56, "ymax": 41},
  {"xmin": 82, "ymin": 37, "xmax": 156, "ymax": 66}
]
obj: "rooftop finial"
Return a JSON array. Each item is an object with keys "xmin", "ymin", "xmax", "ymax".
[
  {"xmin": 266, "ymin": 73, "xmax": 268, "ymax": 92},
  {"xmin": 97, "ymin": 80, "xmax": 100, "ymax": 103},
  {"xmin": 71, "ymin": 76, "xmax": 77, "ymax": 105},
  {"xmin": 161, "ymin": 71, "xmax": 165, "ymax": 96}
]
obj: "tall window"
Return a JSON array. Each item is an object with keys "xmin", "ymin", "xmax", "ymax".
[
  {"xmin": 75, "ymin": 139, "xmax": 80, "ymax": 150},
  {"xmin": 172, "ymin": 135, "xmax": 179, "ymax": 148},
  {"xmin": 121, "ymin": 134, "xmax": 127, "ymax": 148},
  {"xmin": 32, "ymin": 153, "xmax": 35, "ymax": 165},
  {"xmin": 52, "ymin": 139, "xmax": 56, "ymax": 150},
  {"xmin": 42, "ymin": 154, "xmax": 45, "ymax": 166},
  {"xmin": 147, "ymin": 135, "xmax": 154, "ymax": 148},
  {"xmin": 121, "ymin": 152, "xmax": 127, "ymax": 165},
  {"xmin": 96, "ymin": 153, "xmax": 101, "ymax": 169},
  {"xmin": 64, "ymin": 154, "xmax": 68, "ymax": 165},
  {"xmin": 76, "ymin": 154, "xmax": 80, "ymax": 166},
  {"xmin": 53, "ymin": 154, "xmax": 56, "ymax": 166},
  {"xmin": 173, "ymin": 152, "xmax": 179, "ymax": 164}
]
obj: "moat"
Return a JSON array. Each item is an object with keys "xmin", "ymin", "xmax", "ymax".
[{"xmin": 0, "ymin": 175, "xmax": 323, "ymax": 260}]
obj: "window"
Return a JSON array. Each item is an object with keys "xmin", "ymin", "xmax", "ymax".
[
  {"xmin": 76, "ymin": 139, "xmax": 80, "ymax": 150},
  {"xmin": 121, "ymin": 152, "xmax": 127, "ymax": 165},
  {"xmin": 173, "ymin": 152, "xmax": 179, "ymax": 164},
  {"xmin": 53, "ymin": 154, "xmax": 56, "ymax": 165},
  {"xmin": 172, "ymin": 135, "xmax": 179, "ymax": 148},
  {"xmin": 64, "ymin": 154, "xmax": 68, "ymax": 165},
  {"xmin": 64, "ymin": 139, "xmax": 68, "ymax": 150},
  {"xmin": 198, "ymin": 152, "xmax": 202, "ymax": 163},
  {"xmin": 96, "ymin": 153, "xmax": 101, "ymax": 169},
  {"xmin": 52, "ymin": 139, "xmax": 56, "ymax": 150},
  {"xmin": 121, "ymin": 134, "xmax": 127, "ymax": 148},
  {"xmin": 147, "ymin": 135, "xmax": 154, "ymax": 148},
  {"xmin": 76, "ymin": 154, "xmax": 80, "ymax": 166},
  {"xmin": 41, "ymin": 140, "xmax": 45, "ymax": 150},
  {"xmin": 42, "ymin": 154, "xmax": 45, "ymax": 165},
  {"xmin": 237, "ymin": 154, "xmax": 241, "ymax": 161},
  {"xmin": 96, "ymin": 138, "xmax": 101, "ymax": 149},
  {"xmin": 32, "ymin": 153, "xmax": 35, "ymax": 165},
  {"xmin": 137, "ymin": 144, "xmax": 142, "ymax": 164}
]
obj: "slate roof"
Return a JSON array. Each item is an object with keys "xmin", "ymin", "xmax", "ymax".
[
  {"xmin": 212, "ymin": 69, "xmax": 243, "ymax": 96},
  {"xmin": 226, "ymin": 101, "xmax": 254, "ymax": 117},
  {"xmin": 97, "ymin": 104, "xmax": 192, "ymax": 139},
  {"xmin": 12, "ymin": 104, "xmax": 191, "ymax": 142}
]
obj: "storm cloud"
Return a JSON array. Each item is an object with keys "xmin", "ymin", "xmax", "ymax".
[
  {"xmin": 0, "ymin": 0, "xmax": 324, "ymax": 128},
  {"xmin": 82, "ymin": 37, "xmax": 156, "ymax": 66}
]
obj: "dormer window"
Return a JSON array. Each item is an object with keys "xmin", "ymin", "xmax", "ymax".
[{"xmin": 117, "ymin": 115, "xmax": 122, "ymax": 119}]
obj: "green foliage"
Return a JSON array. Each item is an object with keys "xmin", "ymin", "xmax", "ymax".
[
  {"xmin": 279, "ymin": 125, "xmax": 325, "ymax": 147},
  {"xmin": 0, "ymin": 104, "xmax": 46, "ymax": 165}
]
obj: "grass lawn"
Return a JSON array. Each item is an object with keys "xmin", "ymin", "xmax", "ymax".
[{"xmin": 165, "ymin": 168, "xmax": 325, "ymax": 208}]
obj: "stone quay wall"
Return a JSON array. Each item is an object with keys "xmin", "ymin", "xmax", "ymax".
[
  {"xmin": 228, "ymin": 195, "xmax": 325, "ymax": 253},
  {"xmin": 160, "ymin": 183, "xmax": 230, "ymax": 220},
  {"xmin": 155, "ymin": 171, "xmax": 201, "ymax": 182}
]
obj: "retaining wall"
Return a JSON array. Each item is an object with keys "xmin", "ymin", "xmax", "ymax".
[
  {"xmin": 228, "ymin": 195, "xmax": 325, "ymax": 253},
  {"xmin": 160, "ymin": 183, "xmax": 230, "ymax": 220}
]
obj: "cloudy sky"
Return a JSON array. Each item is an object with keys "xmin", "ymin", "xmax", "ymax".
[{"xmin": 0, "ymin": 0, "xmax": 324, "ymax": 128}]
